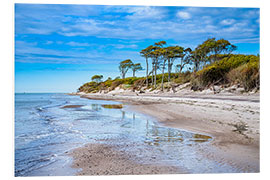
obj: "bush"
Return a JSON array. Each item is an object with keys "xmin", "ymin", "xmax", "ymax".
[
  {"xmin": 196, "ymin": 55, "xmax": 259, "ymax": 87},
  {"xmin": 78, "ymin": 81, "xmax": 99, "ymax": 93},
  {"xmin": 174, "ymin": 71, "xmax": 192, "ymax": 84},
  {"xmin": 122, "ymin": 77, "xmax": 141, "ymax": 85},
  {"xmin": 103, "ymin": 80, "xmax": 113, "ymax": 87},
  {"xmin": 110, "ymin": 79, "xmax": 123, "ymax": 90},
  {"xmin": 133, "ymin": 78, "xmax": 146, "ymax": 89},
  {"xmin": 190, "ymin": 73, "xmax": 205, "ymax": 91},
  {"xmin": 227, "ymin": 57, "xmax": 259, "ymax": 91},
  {"xmin": 226, "ymin": 67, "xmax": 243, "ymax": 84},
  {"xmin": 77, "ymin": 55, "xmax": 259, "ymax": 93}
]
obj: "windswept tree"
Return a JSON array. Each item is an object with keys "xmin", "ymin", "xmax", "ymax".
[
  {"xmin": 119, "ymin": 59, "xmax": 133, "ymax": 79},
  {"xmin": 131, "ymin": 63, "xmax": 143, "ymax": 77},
  {"xmin": 91, "ymin": 75, "xmax": 103, "ymax": 83},
  {"xmin": 140, "ymin": 45, "xmax": 153, "ymax": 87},
  {"xmin": 166, "ymin": 46, "xmax": 185, "ymax": 82},
  {"xmin": 176, "ymin": 47, "xmax": 192, "ymax": 75},
  {"xmin": 151, "ymin": 41, "xmax": 167, "ymax": 88},
  {"xmin": 158, "ymin": 47, "xmax": 168, "ymax": 91},
  {"xmin": 199, "ymin": 38, "xmax": 237, "ymax": 63},
  {"xmin": 190, "ymin": 47, "xmax": 206, "ymax": 72},
  {"xmin": 148, "ymin": 46, "xmax": 161, "ymax": 87}
]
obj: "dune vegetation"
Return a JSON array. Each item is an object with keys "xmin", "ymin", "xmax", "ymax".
[{"xmin": 78, "ymin": 38, "xmax": 260, "ymax": 94}]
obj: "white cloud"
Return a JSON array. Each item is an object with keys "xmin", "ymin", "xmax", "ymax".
[
  {"xmin": 15, "ymin": 40, "xmax": 142, "ymax": 64},
  {"xmin": 230, "ymin": 37, "xmax": 259, "ymax": 44},
  {"xmin": 201, "ymin": 16, "xmax": 213, "ymax": 24},
  {"xmin": 220, "ymin": 19, "xmax": 236, "ymax": 25},
  {"xmin": 15, "ymin": 5, "xmax": 260, "ymax": 56},
  {"xmin": 176, "ymin": 11, "xmax": 191, "ymax": 19},
  {"xmin": 114, "ymin": 44, "xmax": 138, "ymax": 49},
  {"xmin": 126, "ymin": 6, "xmax": 166, "ymax": 20}
]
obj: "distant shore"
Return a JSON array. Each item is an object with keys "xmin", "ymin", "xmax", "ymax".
[{"xmin": 69, "ymin": 91, "xmax": 260, "ymax": 174}]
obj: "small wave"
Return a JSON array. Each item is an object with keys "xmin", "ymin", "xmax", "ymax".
[
  {"xmin": 15, "ymin": 131, "xmax": 59, "ymax": 143},
  {"xmin": 15, "ymin": 154, "xmax": 58, "ymax": 177},
  {"xmin": 36, "ymin": 107, "xmax": 44, "ymax": 112}
]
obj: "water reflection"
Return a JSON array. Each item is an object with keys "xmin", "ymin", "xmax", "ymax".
[
  {"xmin": 91, "ymin": 104, "xmax": 101, "ymax": 111},
  {"xmin": 121, "ymin": 111, "xmax": 125, "ymax": 121},
  {"xmin": 93, "ymin": 103, "xmax": 212, "ymax": 147},
  {"xmin": 65, "ymin": 97, "xmax": 241, "ymax": 174}
]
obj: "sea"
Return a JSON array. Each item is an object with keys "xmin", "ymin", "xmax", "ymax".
[{"xmin": 15, "ymin": 93, "xmax": 240, "ymax": 176}]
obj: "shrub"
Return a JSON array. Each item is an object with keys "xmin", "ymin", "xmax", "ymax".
[
  {"xmin": 104, "ymin": 80, "xmax": 113, "ymax": 87},
  {"xmin": 227, "ymin": 57, "xmax": 259, "ymax": 91},
  {"xmin": 190, "ymin": 73, "xmax": 205, "ymax": 91},
  {"xmin": 110, "ymin": 79, "xmax": 123, "ymax": 90},
  {"xmin": 226, "ymin": 67, "xmax": 243, "ymax": 84},
  {"xmin": 133, "ymin": 78, "xmax": 146, "ymax": 89},
  {"xmin": 174, "ymin": 71, "xmax": 192, "ymax": 84},
  {"xmin": 196, "ymin": 55, "xmax": 259, "ymax": 87},
  {"xmin": 122, "ymin": 77, "xmax": 141, "ymax": 85},
  {"xmin": 78, "ymin": 81, "xmax": 99, "ymax": 93}
]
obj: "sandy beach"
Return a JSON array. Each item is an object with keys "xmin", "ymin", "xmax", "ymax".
[{"xmin": 69, "ymin": 91, "xmax": 260, "ymax": 174}]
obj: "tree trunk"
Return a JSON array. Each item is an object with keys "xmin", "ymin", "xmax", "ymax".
[
  {"xmin": 133, "ymin": 70, "xmax": 135, "ymax": 77},
  {"xmin": 122, "ymin": 70, "xmax": 125, "ymax": 79},
  {"xmin": 161, "ymin": 61, "xmax": 166, "ymax": 92},
  {"xmin": 154, "ymin": 59, "xmax": 157, "ymax": 88},
  {"xmin": 168, "ymin": 58, "xmax": 171, "ymax": 83},
  {"xmin": 146, "ymin": 58, "xmax": 148, "ymax": 87},
  {"xmin": 151, "ymin": 62, "xmax": 154, "ymax": 86}
]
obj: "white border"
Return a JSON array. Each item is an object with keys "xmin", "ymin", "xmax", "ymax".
[{"xmin": 11, "ymin": 0, "xmax": 260, "ymax": 8}]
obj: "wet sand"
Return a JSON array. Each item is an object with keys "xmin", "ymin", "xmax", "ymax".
[
  {"xmin": 70, "ymin": 143, "xmax": 184, "ymax": 175},
  {"xmin": 70, "ymin": 92, "xmax": 260, "ymax": 174},
  {"xmin": 61, "ymin": 105, "xmax": 84, "ymax": 109}
]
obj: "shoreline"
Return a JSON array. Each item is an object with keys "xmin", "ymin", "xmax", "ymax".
[{"xmin": 70, "ymin": 92, "xmax": 260, "ymax": 174}]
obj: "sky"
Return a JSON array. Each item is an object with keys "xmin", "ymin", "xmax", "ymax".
[{"xmin": 15, "ymin": 4, "xmax": 260, "ymax": 93}]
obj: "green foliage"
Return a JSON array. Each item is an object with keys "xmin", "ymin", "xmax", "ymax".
[
  {"xmin": 78, "ymin": 38, "xmax": 258, "ymax": 93},
  {"xmin": 190, "ymin": 54, "xmax": 259, "ymax": 91},
  {"xmin": 198, "ymin": 38, "xmax": 237, "ymax": 62},
  {"xmin": 122, "ymin": 77, "xmax": 141, "ymax": 85},
  {"xmin": 131, "ymin": 63, "xmax": 143, "ymax": 77},
  {"xmin": 103, "ymin": 79, "xmax": 113, "ymax": 87},
  {"xmin": 196, "ymin": 55, "xmax": 258, "ymax": 87},
  {"xmin": 91, "ymin": 75, "xmax": 103, "ymax": 83},
  {"xmin": 78, "ymin": 81, "xmax": 99, "ymax": 93},
  {"xmin": 227, "ymin": 57, "xmax": 259, "ymax": 91},
  {"xmin": 110, "ymin": 79, "xmax": 123, "ymax": 90},
  {"xmin": 119, "ymin": 59, "xmax": 133, "ymax": 79},
  {"xmin": 174, "ymin": 71, "xmax": 192, "ymax": 84}
]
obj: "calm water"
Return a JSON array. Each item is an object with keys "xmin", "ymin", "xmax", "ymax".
[{"xmin": 15, "ymin": 93, "xmax": 239, "ymax": 176}]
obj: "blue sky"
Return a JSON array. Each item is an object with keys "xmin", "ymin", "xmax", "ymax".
[{"xmin": 15, "ymin": 4, "xmax": 260, "ymax": 93}]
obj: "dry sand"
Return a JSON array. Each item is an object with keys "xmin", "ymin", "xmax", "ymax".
[{"xmin": 69, "ymin": 91, "xmax": 260, "ymax": 175}]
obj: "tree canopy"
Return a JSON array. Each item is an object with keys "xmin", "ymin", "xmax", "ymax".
[
  {"xmin": 131, "ymin": 63, "xmax": 143, "ymax": 77},
  {"xmin": 119, "ymin": 59, "xmax": 133, "ymax": 79},
  {"xmin": 91, "ymin": 75, "xmax": 103, "ymax": 83}
]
